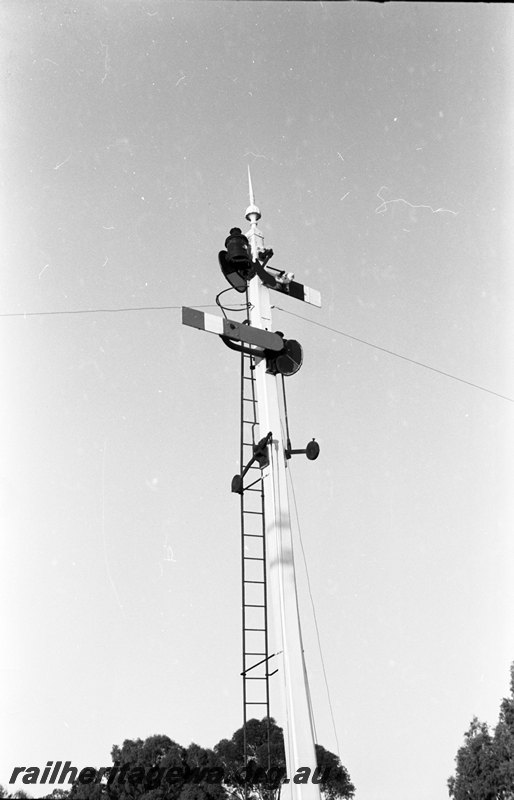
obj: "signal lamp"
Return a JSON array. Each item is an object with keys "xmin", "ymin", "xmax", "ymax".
[
  {"xmin": 225, "ymin": 228, "xmax": 250, "ymax": 265},
  {"xmin": 218, "ymin": 228, "xmax": 257, "ymax": 293}
]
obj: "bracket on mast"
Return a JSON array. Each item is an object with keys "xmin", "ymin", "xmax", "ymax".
[{"xmin": 231, "ymin": 432, "xmax": 273, "ymax": 494}]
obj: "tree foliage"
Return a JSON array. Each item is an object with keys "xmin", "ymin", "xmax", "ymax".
[
  {"xmin": 215, "ymin": 717, "xmax": 286, "ymax": 800},
  {"xmin": 448, "ymin": 663, "xmax": 514, "ymax": 800},
  {"xmin": 313, "ymin": 744, "xmax": 355, "ymax": 800},
  {"xmin": 216, "ymin": 717, "xmax": 354, "ymax": 800},
  {"xmin": 66, "ymin": 717, "xmax": 354, "ymax": 800}
]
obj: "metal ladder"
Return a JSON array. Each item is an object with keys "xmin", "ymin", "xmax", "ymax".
[{"xmin": 239, "ymin": 346, "xmax": 276, "ymax": 774}]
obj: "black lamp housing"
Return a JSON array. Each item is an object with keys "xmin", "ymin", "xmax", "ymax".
[{"xmin": 218, "ymin": 228, "xmax": 257, "ymax": 293}]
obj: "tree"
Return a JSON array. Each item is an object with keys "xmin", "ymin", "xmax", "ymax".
[
  {"xmin": 493, "ymin": 664, "xmax": 514, "ymax": 800},
  {"xmin": 215, "ymin": 717, "xmax": 286, "ymax": 800},
  {"xmin": 70, "ymin": 734, "xmax": 225, "ymax": 800},
  {"xmin": 68, "ymin": 719, "xmax": 354, "ymax": 800},
  {"xmin": 314, "ymin": 745, "xmax": 355, "ymax": 800},
  {"xmin": 447, "ymin": 717, "xmax": 497, "ymax": 800},
  {"xmin": 215, "ymin": 717, "xmax": 354, "ymax": 800},
  {"xmin": 448, "ymin": 662, "xmax": 514, "ymax": 800}
]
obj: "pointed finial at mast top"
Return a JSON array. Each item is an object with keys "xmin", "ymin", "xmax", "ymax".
[
  {"xmin": 245, "ymin": 165, "xmax": 261, "ymax": 222},
  {"xmin": 247, "ymin": 165, "xmax": 255, "ymax": 206}
]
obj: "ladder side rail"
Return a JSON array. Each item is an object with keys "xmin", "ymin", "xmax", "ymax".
[
  {"xmin": 241, "ymin": 345, "xmax": 272, "ymax": 782},
  {"xmin": 240, "ymin": 346, "xmax": 248, "ymax": 781}
]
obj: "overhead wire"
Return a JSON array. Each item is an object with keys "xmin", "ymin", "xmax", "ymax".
[
  {"xmin": 273, "ymin": 305, "xmax": 514, "ymax": 404},
  {"xmin": 0, "ymin": 302, "xmax": 244, "ymax": 319},
  {"xmin": 2, "ymin": 300, "xmax": 511, "ymax": 403}
]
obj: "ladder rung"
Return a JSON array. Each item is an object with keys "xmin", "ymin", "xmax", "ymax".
[
  {"xmin": 243, "ymin": 510, "xmax": 263, "ymax": 516},
  {"xmin": 245, "ymin": 487, "xmax": 262, "ymax": 493},
  {"xmin": 244, "ymin": 676, "xmax": 267, "ymax": 680},
  {"xmin": 244, "ymin": 556, "xmax": 264, "ymax": 562},
  {"xmin": 245, "ymin": 702, "xmax": 268, "ymax": 705},
  {"xmin": 245, "ymin": 652, "xmax": 265, "ymax": 656},
  {"xmin": 243, "ymin": 533, "xmax": 263, "ymax": 538},
  {"xmin": 242, "ymin": 397, "xmax": 257, "ymax": 402},
  {"xmin": 245, "ymin": 627, "xmax": 266, "ymax": 632},
  {"xmin": 245, "ymin": 580, "xmax": 265, "ymax": 584},
  {"xmin": 244, "ymin": 603, "xmax": 265, "ymax": 608}
]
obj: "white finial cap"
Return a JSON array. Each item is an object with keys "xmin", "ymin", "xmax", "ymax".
[{"xmin": 245, "ymin": 165, "xmax": 261, "ymax": 221}]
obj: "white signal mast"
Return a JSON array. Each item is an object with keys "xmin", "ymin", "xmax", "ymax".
[
  {"xmin": 182, "ymin": 170, "xmax": 322, "ymax": 800},
  {"xmin": 244, "ymin": 170, "xmax": 320, "ymax": 800}
]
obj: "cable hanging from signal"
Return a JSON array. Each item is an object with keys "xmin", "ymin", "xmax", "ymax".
[
  {"xmin": 215, "ymin": 287, "xmax": 249, "ymax": 321},
  {"xmin": 287, "ymin": 464, "xmax": 342, "ymax": 761}
]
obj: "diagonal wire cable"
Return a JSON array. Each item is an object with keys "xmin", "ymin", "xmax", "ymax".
[
  {"xmin": 273, "ymin": 305, "xmax": 514, "ymax": 404},
  {"xmin": 286, "ymin": 463, "xmax": 342, "ymax": 761}
]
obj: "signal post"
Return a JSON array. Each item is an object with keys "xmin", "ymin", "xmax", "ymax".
[{"xmin": 182, "ymin": 171, "xmax": 322, "ymax": 800}]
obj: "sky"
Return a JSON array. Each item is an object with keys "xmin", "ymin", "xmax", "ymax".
[{"xmin": 1, "ymin": 2, "xmax": 514, "ymax": 800}]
